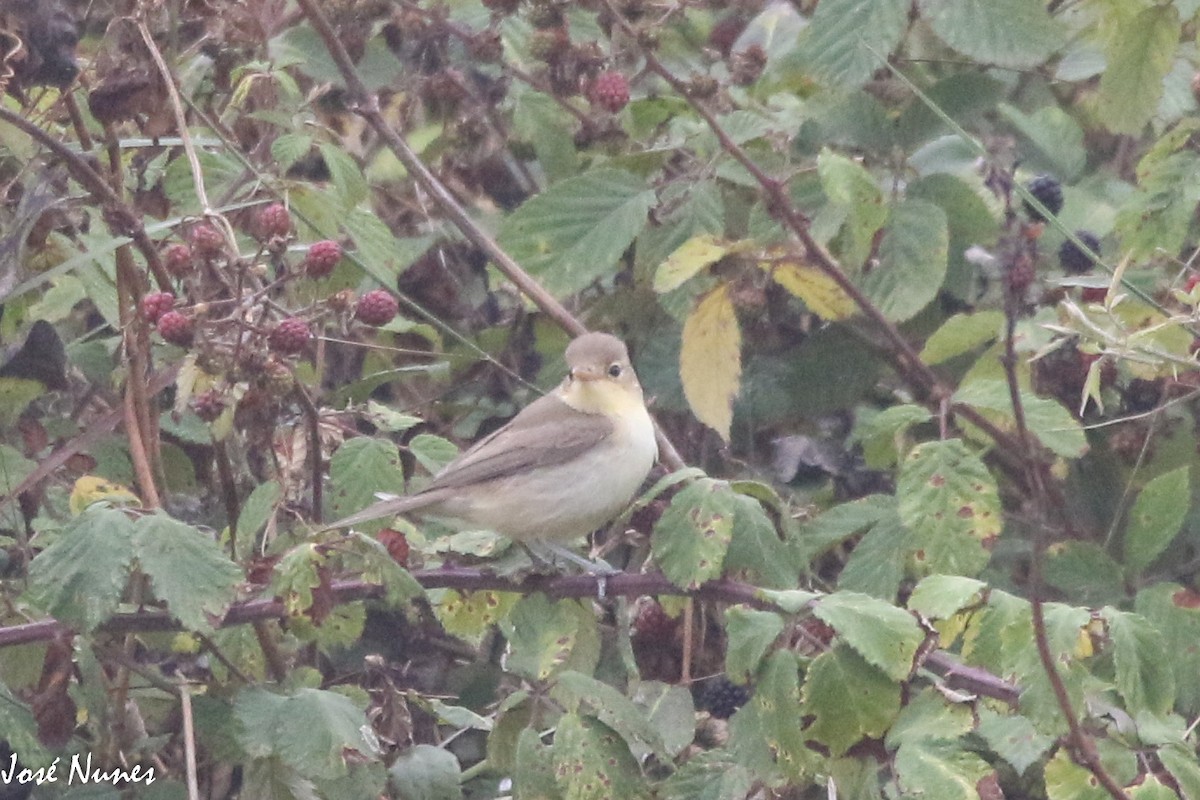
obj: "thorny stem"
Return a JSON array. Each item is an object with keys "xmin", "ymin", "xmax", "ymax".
[
  {"xmin": 1001, "ymin": 268, "xmax": 1130, "ymax": 800},
  {"xmin": 0, "ymin": 571, "xmax": 1020, "ymax": 704}
]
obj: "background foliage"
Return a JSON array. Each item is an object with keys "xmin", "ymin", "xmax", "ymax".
[{"xmin": 2, "ymin": 0, "xmax": 1200, "ymax": 798}]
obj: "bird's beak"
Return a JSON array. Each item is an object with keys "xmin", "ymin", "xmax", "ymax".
[{"xmin": 572, "ymin": 366, "xmax": 605, "ymax": 382}]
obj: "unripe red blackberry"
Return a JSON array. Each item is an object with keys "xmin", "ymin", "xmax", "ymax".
[
  {"xmin": 1058, "ymin": 231, "xmax": 1101, "ymax": 275},
  {"xmin": 156, "ymin": 310, "xmax": 194, "ymax": 347},
  {"xmin": 188, "ymin": 223, "xmax": 225, "ymax": 258},
  {"xmin": 268, "ymin": 317, "xmax": 312, "ymax": 355},
  {"xmin": 1081, "ymin": 286, "xmax": 1107, "ymax": 303},
  {"xmin": 163, "ymin": 243, "xmax": 193, "ymax": 275},
  {"xmin": 192, "ymin": 389, "xmax": 226, "ymax": 422},
  {"xmin": 140, "ymin": 292, "xmax": 176, "ymax": 324},
  {"xmin": 1022, "ymin": 175, "xmax": 1064, "ymax": 222},
  {"xmin": 587, "ymin": 70, "xmax": 630, "ymax": 113},
  {"xmin": 355, "ymin": 289, "xmax": 399, "ymax": 326},
  {"xmin": 1186, "ymin": 274, "xmax": 1200, "ymax": 294},
  {"xmin": 253, "ymin": 203, "xmax": 292, "ymax": 241},
  {"xmin": 304, "ymin": 240, "xmax": 344, "ymax": 278}
]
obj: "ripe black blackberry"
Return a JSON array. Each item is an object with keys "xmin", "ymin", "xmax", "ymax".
[
  {"xmin": 1022, "ymin": 175, "xmax": 1063, "ymax": 222},
  {"xmin": 699, "ymin": 676, "xmax": 750, "ymax": 720},
  {"xmin": 1058, "ymin": 231, "xmax": 1101, "ymax": 274}
]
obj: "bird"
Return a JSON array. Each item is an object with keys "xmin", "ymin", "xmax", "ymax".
[{"xmin": 327, "ymin": 332, "xmax": 658, "ymax": 565}]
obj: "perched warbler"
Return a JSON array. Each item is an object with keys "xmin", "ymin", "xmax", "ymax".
[{"xmin": 329, "ymin": 333, "xmax": 658, "ymax": 552}]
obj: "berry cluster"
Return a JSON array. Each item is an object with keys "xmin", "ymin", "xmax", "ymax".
[{"xmin": 144, "ymin": 203, "xmax": 403, "ymax": 425}]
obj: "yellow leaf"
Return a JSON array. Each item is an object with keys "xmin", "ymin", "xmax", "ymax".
[
  {"xmin": 768, "ymin": 260, "xmax": 857, "ymax": 321},
  {"xmin": 68, "ymin": 475, "xmax": 141, "ymax": 515},
  {"xmin": 680, "ymin": 285, "xmax": 742, "ymax": 442},
  {"xmin": 654, "ymin": 234, "xmax": 730, "ymax": 294}
]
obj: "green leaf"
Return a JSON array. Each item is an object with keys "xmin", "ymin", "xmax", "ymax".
[
  {"xmin": 752, "ymin": 650, "xmax": 815, "ymax": 782},
  {"xmin": 651, "ymin": 478, "xmax": 734, "ymax": 589},
  {"xmin": 498, "ymin": 168, "xmax": 656, "ymax": 296},
  {"xmin": 816, "ymin": 149, "xmax": 887, "ymax": 268},
  {"xmin": 999, "ymin": 104, "xmax": 1087, "ymax": 182},
  {"xmin": 328, "ymin": 437, "xmax": 406, "ymax": 531},
  {"xmin": 551, "ymin": 671, "xmax": 667, "ymax": 760},
  {"xmin": 813, "ymin": 591, "xmax": 924, "ymax": 681},
  {"xmin": 897, "ymin": 439, "xmax": 1000, "ymax": 576},
  {"xmin": 723, "ymin": 494, "xmax": 798, "ymax": 589},
  {"xmin": 1097, "ymin": 5, "xmax": 1180, "ymax": 135},
  {"xmin": 893, "ymin": 740, "xmax": 992, "ymax": 800},
  {"xmin": 724, "ymin": 607, "xmax": 785, "ymax": 683},
  {"xmin": 907, "ymin": 575, "xmax": 986, "ymax": 619},
  {"xmin": 270, "ymin": 132, "xmax": 312, "ymax": 171},
  {"xmin": 409, "ymin": 433, "xmax": 459, "ymax": 476},
  {"xmin": 974, "ymin": 708, "xmax": 1054, "ymax": 776},
  {"xmin": 659, "ymin": 749, "xmax": 753, "ymax": 800},
  {"xmin": 1044, "ymin": 748, "xmax": 1109, "ymax": 800},
  {"xmin": 132, "ymin": 514, "xmax": 241, "ymax": 633},
  {"xmin": 630, "ymin": 682, "xmax": 694, "ymax": 759},
  {"xmin": 796, "ymin": 0, "xmax": 909, "ymax": 88},
  {"xmin": 954, "ymin": 379, "xmax": 1087, "ymax": 458},
  {"xmin": 922, "ymin": 0, "xmax": 1062, "ymax": 69},
  {"xmin": 235, "ymin": 687, "xmax": 378, "ymax": 782},
  {"xmin": 1115, "ymin": 150, "xmax": 1200, "ymax": 260},
  {"xmin": 962, "ymin": 590, "xmax": 1031, "ymax": 677},
  {"xmin": 1132, "ymin": 776, "xmax": 1185, "ymax": 800},
  {"xmin": 1159, "ymin": 744, "xmax": 1200, "ymax": 800},
  {"xmin": 317, "ymin": 143, "xmax": 369, "ymax": 210},
  {"xmin": 853, "ymin": 404, "xmax": 933, "ymax": 469},
  {"xmin": 1134, "ymin": 584, "xmax": 1200, "ymax": 715},
  {"xmin": 552, "ymin": 713, "xmax": 648, "ymax": 800},
  {"xmin": 25, "ymin": 507, "xmax": 136, "ymax": 631},
  {"xmin": 235, "ymin": 480, "xmax": 282, "ymax": 560},
  {"xmin": 860, "ymin": 199, "xmax": 948, "ymax": 323},
  {"xmin": 515, "ymin": 727, "xmax": 560, "ymax": 799},
  {"xmin": 512, "ymin": 89, "xmax": 579, "ymax": 183},
  {"xmin": 801, "ymin": 645, "xmax": 900, "ymax": 756},
  {"xmin": 884, "ymin": 687, "xmax": 973, "ymax": 748},
  {"xmin": 797, "ymin": 493, "xmax": 895, "ymax": 561},
  {"xmin": 836, "ymin": 508, "xmax": 909, "ymax": 601},
  {"xmin": 1043, "ymin": 541, "xmax": 1125, "ymax": 606},
  {"xmin": 1123, "ymin": 466, "xmax": 1190, "ymax": 574},
  {"xmin": 501, "ymin": 595, "xmax": 597, "ymax": 681},
  {"xmin": 342, "ymin": 207, "xmax": 418, "ymax": 287},
  {"xmin": 920, "ymin": 312, "xmax": 1004, "ymax": 366},
  {"xmin": 1102, "ymin": 609, "xmax": 1175, "ymax": 716},
  {"xmin": 388, "ymin": 744, "xmax": 464, "ymax": 800}
]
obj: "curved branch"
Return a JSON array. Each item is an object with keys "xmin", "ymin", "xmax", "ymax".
[{"xmin": 0, "ymin": 569, "xmax": 1020, "ymax": 704}]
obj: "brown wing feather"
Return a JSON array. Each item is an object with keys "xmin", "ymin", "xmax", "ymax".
[{"xmin": 424, "ymin": 393, "xmax": 613, "ymax": 491}]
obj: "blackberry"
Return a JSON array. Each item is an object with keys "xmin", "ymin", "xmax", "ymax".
[
  {"xmin": 355, "ymin": 289, "xmax": 399, "ymax": 326},
  {"xmin": 140, "ymin": 292, "xmax": 175, "ymax": 324},
  {"xmin": 268, "ymin": 317, "xmax": 312, "ymax": 355},
  {"xmin": 1022, "ymin": 175, "xmax": 1063, "ymax": 222},
  {"xmin": 253, "ymin": 203, "xmax": 292, "ymax": 241},
  {"xmin": 188, "ymin": 223, "xmax": 225, "ymax": 258},
  {"xmin": 700, "ymin": 676, "xmax": 750, "ymax": 720},
  {"xmin": 587, "ymin": 71, "xmax": 630, "ymax": 113},
  {"xmin": 304, "ymin": 240, "xmax": 343, "ymax": 279},
  {"xmin": 1058, "ymin": 231, "xmax": 1101, "ymax": 274},
  {"xmin": 156, "ymin": 310, "xmax": 194, "ymax": 347},
  {"xmin": 192, "ymin": 389, "xmax": 226, "ymax": 422},
  {"xmin": 163, "ymin": 243, "xmax": 193, "ymax": 275}
]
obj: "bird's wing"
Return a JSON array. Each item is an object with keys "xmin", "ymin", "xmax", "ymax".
[{"xmin": 424, "ymin": 392, "xmax": 613, "ymax": 491}]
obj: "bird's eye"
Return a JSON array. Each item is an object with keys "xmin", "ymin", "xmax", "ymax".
[{"xmin": 608, "ymin": 363, "xmax": 622, "ymax": 378}]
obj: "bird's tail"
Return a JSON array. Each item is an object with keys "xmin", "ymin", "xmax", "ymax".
[{"xmin": 322, "ymin": 491, "xmax": 439, "ymax": 531}]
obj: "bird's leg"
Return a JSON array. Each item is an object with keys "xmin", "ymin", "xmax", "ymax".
[{"xmin": 520, "ymin": 541, "xmax": 617, "ymax": 598}]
